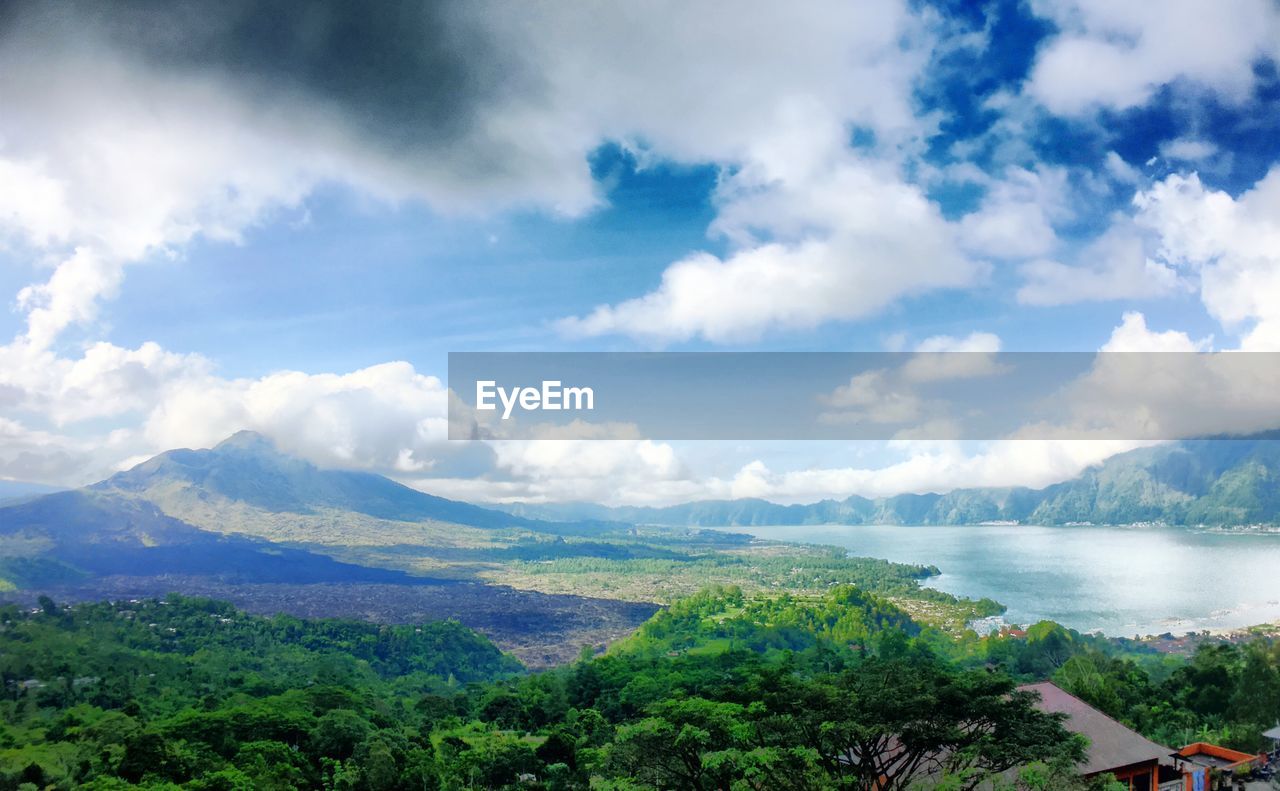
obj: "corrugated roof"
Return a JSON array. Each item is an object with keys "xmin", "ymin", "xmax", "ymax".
[{"xmin": 1020, "ymin": 682, "xmax": 1174, "ymax": 776}]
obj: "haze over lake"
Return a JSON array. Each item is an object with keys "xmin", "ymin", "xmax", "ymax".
[{"xmin": 733, "ymin": 524, "xmax": 1280, "ymax": 637}]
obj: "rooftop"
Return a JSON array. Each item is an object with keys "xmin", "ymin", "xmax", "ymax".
[{"xmin": 1020, "ymin": 682, "xmax": 1174, "ymax": 776}]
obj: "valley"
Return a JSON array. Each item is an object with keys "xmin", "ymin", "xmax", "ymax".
[
  {"xmin": 0, "ymin": 433, "xmax": 1001, "ymax": 664},
  {"xmin": 8, "ymin": 432, "xmax": 1280, "ymax": 665}
]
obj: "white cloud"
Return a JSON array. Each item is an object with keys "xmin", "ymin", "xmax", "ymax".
[
  {"xmin": 15, "ymin": 248, "xmax": 124, "ymax": 350},
  {"xmin": 558, "ymin": 159, "xmax": 986, "ymax": 343},
  {"xmin": 0, "ymin": 345, "xmax": 457, "ymax": 486},
  {"xmin": 1135, "ymin": 168, "xmax": 1280, "ymax": 349},
  {"xmin": 1050, "ymin": 351, "xmax": 1280, "ymax": 441},
  {"xmin": 1159, "ymin": 138, "xmax": 1219, "ymax": 163},
  {"xmin": 817, "ymin": 336, "xmax": 1007, "ymax": 428},
  {"xmin": 1099, "ymin": 311, "xmax": 1210, "ymax": 353},
  {"xmin": 416, "ymin": 436, "xmax": 697, "ymax": 507},
  {"xmin": 531, "ymin": 2, "xmax": 1002, "ymax": 344},
  {"xmin": 0, "ymin": 158, "xmax": 72, "ymax": 247},
  {"xmin": 904, "ymin": 333, "xmax": 1006, "ymax": 382},
  {"xmin": 726, "ymin": 439, "xmax": 1141, "ymax": 502},
  {"xmin": 143, "ymin": 362, "xmax": 451, "ymax": 474},
  {"xmin": 1103, "ymin": 152, "xmax": 1143, "ymax": 185},
  {"xmin": 0, "ymin": 417, "xmax": 101, "ymax": 484},
  {"xmin": 958, "ymin": 166, "xmax": 1070, "ymax": 259},
  {"xmin": 1027, "ymin": 0, "xmax": 1280, "ymax": 115},
  {"xmin": 0, "ymin": 337, "xmax": 208, "ymax": 426},
  {"xmin": 1017, "ymin": 218, "xmax": 1184, "ymax": 306},
  {"xmin": 1003, "ymin": 313, "xmax": 1280, "ymax": 444},
  {"xmin": 820, "ymin": 370, "xmax": 925, "ymax": 425},
  {"xmin": 0, "ymin": 0, "xmax": 955, "ymax": 364},
  {"xmin": 914, "ymin": 332, "xmax": 1001, "ymax": 354}
]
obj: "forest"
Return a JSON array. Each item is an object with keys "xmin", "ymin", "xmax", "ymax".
[{"xmin": 1, "ymin": 588, "xmax": 1277, "ymax": 790}]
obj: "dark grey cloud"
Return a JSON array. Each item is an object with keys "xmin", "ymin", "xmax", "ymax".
[{"xmin": 1, "ymin": 0, "xmax": 542, "ymax": 175}]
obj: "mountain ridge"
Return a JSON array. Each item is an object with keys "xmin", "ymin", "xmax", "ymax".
[
  {"xmin": 497, "ymin": 437, "xmax": 1280, "ymax": 527},
  {"xmin": 95, "ymin": 430, "xmax": 542, "ymax": 529},
  {"xmin": 0, "ymin": 431, "xmax": 609, "ymax": 590}
]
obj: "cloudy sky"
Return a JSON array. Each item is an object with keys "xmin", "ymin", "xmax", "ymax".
[{"xmin": 1, "ymin": 0, "xmax": 1279, "ymax": 505}]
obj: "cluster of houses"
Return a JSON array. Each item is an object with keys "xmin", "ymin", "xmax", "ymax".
[{"xmin": 1023, "ymin": 682, "xmax": 1274, "ymax": 791}]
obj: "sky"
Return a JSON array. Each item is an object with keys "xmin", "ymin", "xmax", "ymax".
[{"xmin": 1, "ymin": 0, "xmax": 1279, "ymax": 505}]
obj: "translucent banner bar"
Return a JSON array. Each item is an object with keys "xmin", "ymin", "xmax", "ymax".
[{"xmin": 447, "ymin": 352, "xmax": 1280, "ymax": 440}]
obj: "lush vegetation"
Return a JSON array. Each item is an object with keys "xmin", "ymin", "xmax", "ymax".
[
  {"xmin": 483, "ymin": 540, "xmax": 1004, "ymax": 628},
  {"xmin": 928, "ymin": 615, "xmax": 1280, "ymax": 753},
  {"xmin": 3, "ymin": 587, "xmax": 1276, "ymax": 789},
  {"xmin": 1051, "ymin": 641, "xmax": 1280, "ymax": 751},
  {"xmin": 1, "ymin": 591, "xmax": 1088, "ymax": 790}
]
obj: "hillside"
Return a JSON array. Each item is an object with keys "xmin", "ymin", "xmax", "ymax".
[
  {"xmin": 500, "ymin": 437, "xmax": 1280, "ymax": 527},
  {"xmin": 0, "ymin": 436, "xmax": 671, "ymax": 665},
  {"xmin": 0, "ymin": 489, "xmax": 434, "ymax": 590}
]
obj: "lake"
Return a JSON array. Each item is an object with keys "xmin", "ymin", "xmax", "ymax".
[{"xmin": 730, "ymin": 524, "xmax": 1280, "ymax": 637}]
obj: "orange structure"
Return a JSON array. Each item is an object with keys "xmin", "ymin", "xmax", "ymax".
[{"xmin": 1171, "ymin": 742, "xmax": 1264, "ymax": 790}]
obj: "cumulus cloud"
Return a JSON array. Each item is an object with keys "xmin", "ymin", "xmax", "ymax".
[
  {"xmin": 0, "ymin": 338, "xmax": 208, "ymax": 426},
  {"xmin": 914, "ymin": 332, "xmax": 1002, "ymax": 354},
  {"xmin": 958, "ymin": 166, "xmax": 1070, "ymax": 259},
  {"xmin": 817, "ymin": 335, "xmax": 1006, "ymax": 429},
  {"xmin": 904, "ymin": 333, "xmax": 1006, "ymax": 382},
  {"xmin": 820, "ymin": 370, "xmax": 926, "ymax": 425},
  {"xmin": 408, "ymin": 434, "xmax": 696, "ymax": 507},
  {"xmin": 1099, "ymin": 311, "xmax": 1210, "ymax": 353},
  {"xmin": 726, "ymin": 439, "xmax": 1141, "ymax": 503},
  {"xmin": 0, "ymin": 349, "xmax": 466, "ymax": 486},
  {"xmin": 0, "ymin": 417, "xmax": 114, "ymax": 484},
  {"xmin": 1017, "ymin": 219, "xmax": 1184, "ymax": 306},
  {"xmin": 1050, "ymin": 351, "xmax": 1280, "ymax": 441},
  {"xmin": 1007, "ymin": 314, "xmax": 1280, "ymax": 444},
  {"xmin": 141, "ymin": 362, "xmax": 452, "ymax": 473},
  {"xmin": 1135, "ymin": 168, "xmax": 1280, "ymax": 349},
  {"xmin": 1027, "ymin": 0, "xmax": 1280, "ymax": 115},
  {"xmin": 558, "ymin": 159, "xmax": 987, "ymax": 343}
]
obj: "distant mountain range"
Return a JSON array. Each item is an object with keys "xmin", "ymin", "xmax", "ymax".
[
  {"xmin": 6, "ymin": 432, "xmax": 1280, "ymax": 593},
  {"xmin": 498, "ymin": 437, "xmax": 1280, "ymax": 528}
]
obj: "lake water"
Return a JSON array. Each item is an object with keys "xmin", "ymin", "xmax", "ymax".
[{"xmin": 732, "ymin": 524, "xmax": 1280, "ymax": 637}]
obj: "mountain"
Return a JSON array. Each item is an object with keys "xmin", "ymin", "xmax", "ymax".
[
  {"xmin": 96, "ymin": 430, "xmax": 539, "ymax": 528},
  {"xmin": 499, "ymin": 438, "xmax": 1280, "ymax": 528},
  {"xmin": 0, "ymin": 431, "xmax": 596, "ymax": 590},
  {"xmin": 0, "ymin": 434, "xmax": 661, "ymax": 664}
]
